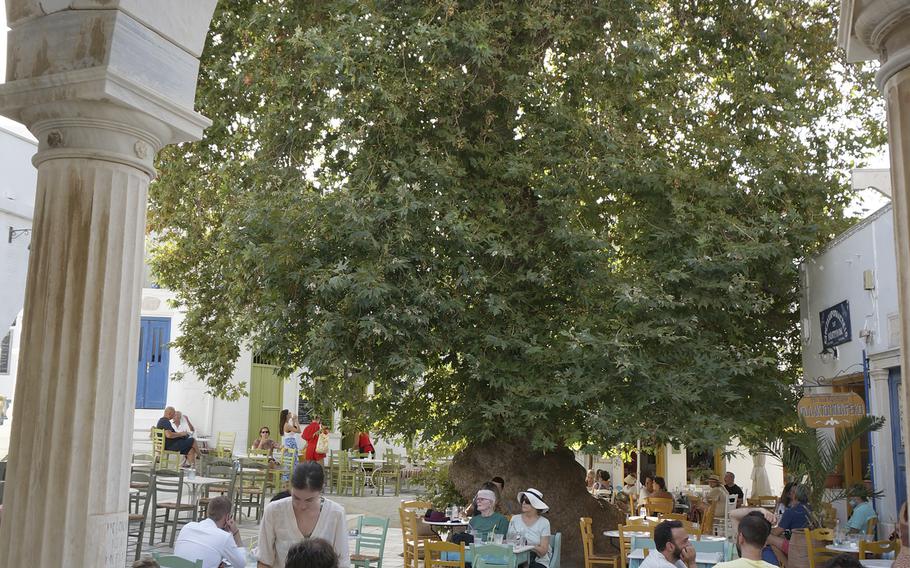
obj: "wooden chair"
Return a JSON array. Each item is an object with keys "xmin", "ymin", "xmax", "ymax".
[
  {"xmin": 860, "ymin": 539, "xmax": 900, "ymax": 558},
  {"xmin": 645, "ymin": 497, "xmax": 674, "ymax": 516},
  {"xmin": 235, "ymin": 462, "xmax": 268, "ymax": 521},
  {"xmin": 150, "ymin": 428, "xmax": 181, "ymax": 470},
  {"xmin": 472, "ymin": 543, "xmax": 517, "ymax": 568},
  {"xmin": 425, "ymin": 540, "xmax": 466, "ymax": 568},
  {"xmin": 149, "ymin": 468, "xmax": 194, "ymax": 547},
  {"xmin": 866, "ymin": 516, "xmax": 879, "ymax": 539},
  {"xmin": 699, "ymin": 501, "xmax": 715, "ymax": 536},
  {"xmin": 214, "ymin": 431, "xmax": 236, "ymax": 457},
  {"xmin": 580, "ymin": 518, "xmax": 617, "ymax": 568},
  {"xmin": 401, "ymin": 500, "xmax": 437, "ymax": 568},
  {"xmin": 337, "ymin": 451, "xmax": 364, "ymax": 496},
  {"xmin": 804, "ymin": 528, "xmax": 837, "ymax": 568},
  {"xmin": 196, "ymin": 461, "xmax": 238, "ymax": 520},
  {"xmin": 618, "ymin": 522, "xmax": 652, "ymax": 568},
  {"xmin": 377, "ymin": 451, "xmax": 403, "ymax": 496},
  {"xmin": 660, "ymin": 513, "xmax": 687, "ymax": 522},
  {"xmin": 127, "ymin": 470, "xmax": 154, "ymax": 561},
  {"xmin": 352, "ymin": 515, "xmax": 390, "ymax": 568},
  {"xmin": 153, "ymin": 553, "xmax": 203, "ymax": 568}
]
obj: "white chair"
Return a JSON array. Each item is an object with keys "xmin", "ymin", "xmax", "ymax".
[{"xmin": 714, "ymin": 494, "xmax": 738, "ymax": 537}]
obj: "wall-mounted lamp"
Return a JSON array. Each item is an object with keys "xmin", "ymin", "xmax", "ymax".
[
  {"xmin": 819, "ymin": 346, "xmax": 839, "ymax": 364},
  {"xmin": 8, "ymin": 227, "xmax": 31, "ymax": 244}
]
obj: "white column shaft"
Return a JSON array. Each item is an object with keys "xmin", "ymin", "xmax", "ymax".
[{"xmin": 0, "ymin": 158, "xmax": 148, "ymax": 567}]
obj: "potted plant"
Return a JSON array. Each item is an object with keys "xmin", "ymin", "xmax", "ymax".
[{"xmin": 758, "ymin": 414, "xmax": 885, "ymax": 528}]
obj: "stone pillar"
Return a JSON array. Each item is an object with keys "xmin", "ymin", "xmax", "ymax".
[
  {"xmin": 0, "ymin": 2, "xmax": 215, "ymax": 566},
  {"xmin": 868, "ymin": 368, "xmax": 897, "ymax": 530},
  {"xmin": 840, "ymin": 0, "xmax": 910, "ymax": 514}
]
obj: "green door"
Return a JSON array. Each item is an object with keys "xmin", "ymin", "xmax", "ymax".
[{"xmin": 249, "ymin": 357, "xmax": 284, "ymax": 449}]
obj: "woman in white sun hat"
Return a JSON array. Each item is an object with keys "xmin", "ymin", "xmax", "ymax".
[{"xmin": 507, "ymin": 488, "xmax": 551, "ymax": 568}]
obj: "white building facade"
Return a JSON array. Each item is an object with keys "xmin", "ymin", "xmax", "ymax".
[{"xmin": 800, "ymin": 202, "xmax": 905, "ymax": 532}]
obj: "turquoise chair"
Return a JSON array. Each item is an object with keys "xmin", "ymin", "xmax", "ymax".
[
  {"xmin": 629, "ymin": 536, "xmax": 657, "ymax": 568},
  {"xmin": 352, "ymin": 515, "xmax": 390, "ymax": 568},
  {"xmin": 692, "ymin": 537, "xmax": 728, "ymax": 561},
  {"xmin": 550, "ymin": 533, "xmax": 562, "ymax": 568},
  {"xmin": 152, "ymin": 553, "xmax": 203, "ymax": 568},
  {"xmin": 472, "ymin": 544, "xmax": 518, "ymax": 568}
]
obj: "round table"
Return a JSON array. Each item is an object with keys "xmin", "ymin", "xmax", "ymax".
[{"xmin": 423, "ymin": 519, "xmax": 470, "ymax": 540}]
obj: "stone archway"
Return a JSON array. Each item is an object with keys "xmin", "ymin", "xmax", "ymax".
[{"xmin": 0, "ymin": 1, "xmax": 215, "ymax": 564}]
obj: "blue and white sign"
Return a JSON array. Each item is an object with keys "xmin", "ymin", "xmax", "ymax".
[{"xmin": 820, "ymin": 300, "xmax": 852, "ymax": 349}]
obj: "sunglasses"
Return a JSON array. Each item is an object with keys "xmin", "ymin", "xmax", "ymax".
[{"xmin": 260, "ymin": 430, "xmax": 270, "ymax": 434}]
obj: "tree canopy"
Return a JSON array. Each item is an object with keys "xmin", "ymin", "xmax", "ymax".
[{"xmin": 150, "ymin": 0, "xmax": 884, "ymax": 452}]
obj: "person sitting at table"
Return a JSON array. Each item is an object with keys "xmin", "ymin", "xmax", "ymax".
[
  {"xmin": 508, "ymin": 489, "xmax": 552, "ymax": 568},
  {"xmin": 286, "ymin": 537, "xmax": 339, "ymax": 568},
  {"xmin": 639, "ymin": 520, "xmax": 696, "ymax": 568},
  {"xmin": 766, "ymin": 484, "xmax": 812, "ymax": 564},
  {"xmin": 729, "ymin": 508, "xmax": 780, "ymax": 566},
  {"xmin": 774, "ymin": 482, "xmax": 797, "ymax": 519},
  {"xmin": 156, "ymin": 406, "xmax": 198, "ymax": 467},
  {"xmin": 257, "ymin": 461, "xmax": 351, "ymax": 568},
  {"xmin": 724, "ymin": 472, "xmax": 744, "ymax": 508},
  {"xmin": 172, "ymin": 410, "xmax": 195, "ymax": 435},
  {"xmin": 651, "ymin": 477, "xmax": 674, "ymax": 501},
  {"xmin": 466, "ymin": 481, "xmax": 502, "ymax": 516},
  {"xmin": 491, "ymin": 476, "xmax": 520, "ymax": 515},
  {"xmin": 714, "ymin": 510, "xmax": 777, "ymax": 568},
  {"xmin": 640, "ymin": 475, "xmax": 656, "ymax": 503},
  {"xmin": 845, "ymin": 490, "xmax": 876, "ymax": 535},
  {"xmin": 704, "ymin": 475, "xmax": 730, "ymax": 517},
  {"xmin": 594, "ymin": 470, "xmax": 612, "ymax": 491},
  {"xmin": 253, "ymin": 425, "xmax": 281, "ymax": 455},
  {"xmin": 357, "ymin": 431, "xmax": 375, "ymax": 457},
  {"xmin": 469, "ymin": 488, "xmax": 509, "ymax": 539},
  {"xmin": 173, "ymin": 496, "xmax": 246, "ymax": 568},
  {"xmin": 586, "ymin": 469, "xmax": 596, "ymax": 490}
]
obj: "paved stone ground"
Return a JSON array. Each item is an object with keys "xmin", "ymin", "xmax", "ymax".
[{"xmin": 128, "ymin": 488, "xmax": 415, "ymax": 567}]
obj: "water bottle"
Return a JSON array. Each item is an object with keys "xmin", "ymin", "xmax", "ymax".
[
  {"xmin": 834, "ymin": 520, "xmax": 842, "ymax": 545},
  {"xmin": 639, "ymin": 505, "xmax": 647, "ymax": 517}
]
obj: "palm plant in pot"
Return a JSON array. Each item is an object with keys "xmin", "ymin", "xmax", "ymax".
[{"xmin": 758, "ymin": 414, "xmax": 885, "ymax": 527}]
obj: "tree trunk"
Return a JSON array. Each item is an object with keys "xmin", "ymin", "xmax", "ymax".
[{"xmin": 450, "ymin": 439, "xmax": 624, "ymax": 567}]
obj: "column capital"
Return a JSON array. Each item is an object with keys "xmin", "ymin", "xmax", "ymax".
[
  {"xmin": 839, "ymin": 1, "xmax": 910, "ymax": 90},
  {"xmin": 0, "ymin": 2, "xmax": 215, "ymax": 163},
  {"xmin": 869, "ymin": 367, "xmax": 890, "ymax": 382}
]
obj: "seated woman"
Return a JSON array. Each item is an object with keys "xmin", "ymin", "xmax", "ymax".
[
  {"xmin": 593, "ymin": 470, "xmax": 611, "ymax": 491},
  {"xmin": 766, "ymin": 484, "xmax": 812, "ymax": 564},
  {"xmin": 650, "ymin": 477, "xmax": 673, "ymax": 500},
  {"xmin": 469, "ymin": 488, "xmax": 509, "ymax": 540},
  {"xmin": 253, "ymin": 426, "xmax": 281, "ymax": 455},
  {"xmin": 257, "ymin": 461, "xmax": 351, "ymax": 568},
  {"xmin": 508, "ymin": 489, "xmax": 552, "ymax": 568}
]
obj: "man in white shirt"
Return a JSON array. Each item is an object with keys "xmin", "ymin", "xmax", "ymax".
[
  {"xmin": 639, "ymin": 520, "xmax": 696, "ymax": 568},
  {"xmin": 174, "ymin": 496, "xmax": 246, "ymax": 568},
  {"xmin": 173, "ymin": 410, "xmax": 195, "ymax": 435},
  {"xmin": 715, "ymin": 511, "xmax": 777, "ymax": 568}
]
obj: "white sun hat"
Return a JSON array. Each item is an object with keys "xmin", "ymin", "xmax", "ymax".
[{"xmin": 517, "ymin": 488, "xmax": 549, "ymax": 513}]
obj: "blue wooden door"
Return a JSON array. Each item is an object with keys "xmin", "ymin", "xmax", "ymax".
[
  {"xmin": 889, "ymin": 367, "xmax": 907, "ymax": 509},
  {"xmin": 135, "ymin": 317, "xmax": 171, "ymax": 409}
]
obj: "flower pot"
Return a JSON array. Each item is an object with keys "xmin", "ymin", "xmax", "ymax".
[{"xmin": 825, "ymin": 473, "xmax": 844, "ymax": 489}]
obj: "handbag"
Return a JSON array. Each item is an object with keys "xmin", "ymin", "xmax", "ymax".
[{"xmin": 315, "ymin": 430, "xmax": 330, "ymax": 454}]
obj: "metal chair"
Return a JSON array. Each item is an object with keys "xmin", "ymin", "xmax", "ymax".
[
  {"xmin": 149, "ymin": 468, "xmax": 194, "ymax": 547},
  {"xmin": 127, "ymin": 470, "xmax": 155, "ymax": 561}
]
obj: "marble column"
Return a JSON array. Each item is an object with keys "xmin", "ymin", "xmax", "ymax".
[{"xmin": 0, "ymin": 2, "xmax": 215, "ymax": 565}]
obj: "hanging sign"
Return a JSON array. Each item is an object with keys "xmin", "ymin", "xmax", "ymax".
[
  {"xmin": 820, "ymin": 300, "xmax": 852, "ymax": 349},
  {"xmin": 797, "ymin": 392, "xmax": 865, "ymax": 428}
]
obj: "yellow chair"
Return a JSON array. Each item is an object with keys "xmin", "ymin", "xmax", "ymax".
[
  {"xmin": 401, "ymin": 500, "xmax": 438, "ymax": 568},
  {"xmin": 699, "ymin": 502, "xmax": 715, "ymax": 537},
  {"xmin": 618, "ymin": 524, "xmax": 653, "ymax": 568},
  {"xmin": 150, "ymin": 428, "xmax": 181, "ymax": 470},
  {"xmin": 804, "ymin": 528, "xmax": 837, "ymax": 568},
  {"xmin": 580, "ymin": 518, "xmax": 617, "ymax": 568},
  {"xmin": 866, "ymin": 516, "xmax": 878, "ymax": 539},
  {"xmin": 860, "ymin": 539, "xmax": 900, "ymax": 558},
  {"xmin": 424, "ymin": 540, "xmax": 465, "ymax": 568},
  {"xmin": 214, "ymin": 431, "xmax": 236, "ymax": 457},
  {"xmin": 660, "ymin": 513, "xmax": 687, "ymax": 522},
  {"xmin": 645, "ymin": 498, "xmax": 674, "ymax": 516}
]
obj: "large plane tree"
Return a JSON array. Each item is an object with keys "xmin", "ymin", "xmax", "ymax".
[{"xmin": 151, "ymin": 1, "xmax": 882, "ymax": 555}]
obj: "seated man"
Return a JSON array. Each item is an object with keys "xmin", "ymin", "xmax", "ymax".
[
  {"xmin": 173, "ymin": 496, "xmax": 245, "ymax": 568},
  {"xmin": 156, "ymin": 406, "xmax": 198, "ymax": 467},
  {"xmin": 846, "ymin": 492, "xmax": 876, "ymax": 535},
  {"xmin": 766, "ymin": 484, "xmax": 812, "ymax": 563},
  {"xmin": 717, "ymin": 510, "xmax": 778, "ymax": 568},
  {"xmin": 640, "ymin": 520, "xmax": 697, "ymax": 568},
  {"xmin": 724, "ymin": 472, "xmax": 745, "ymax": 507}
]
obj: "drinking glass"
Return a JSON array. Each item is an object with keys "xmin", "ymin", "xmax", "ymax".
[{"xmin": 493, "ymin": 534, "xmax": 504, "ymax": 545}]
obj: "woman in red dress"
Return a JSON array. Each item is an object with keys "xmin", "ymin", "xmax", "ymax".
[{"xmin": 302, "ymin": 417, "xmax": 327, "ymax": 462}]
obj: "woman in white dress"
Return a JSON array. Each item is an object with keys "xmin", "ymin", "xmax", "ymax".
[
  {"xmin": 257, "ymin": 462, "xmax": 350, "ymax": 568},
  {"xmin": 507, "ymin": 488, "xmax": 551, "ymax": 568}
]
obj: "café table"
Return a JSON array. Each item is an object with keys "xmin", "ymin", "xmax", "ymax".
[
  {"xmin": 465, "ymin": 543, "xmax": 533, "ymax": 566},
  {"xmin": 826, "ymin": 543, "xmax": 861, "ymax": 554},
  {"xmin": 423, "ymin": 518, "xmax": 470, "ymax": 541},
  {"xmin": 183, "ymin": 474, "xmax": 230, "ymax": 520},
  {"xmin": 351, "ymin": 457, "xmax": 385, "ymax": 488},
  {"xmin": 860, "ymin": 560, "xmax": 893, "ymax": 568}
]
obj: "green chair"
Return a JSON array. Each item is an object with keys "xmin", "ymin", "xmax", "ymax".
[
  {"xmin": 337, "ymin": 451, "xmax": 364, "ymax": 496},
  {"xmin": 236, "ymin": 462, "xmax": 268, "ymax": 521},
  {"xmin": 153, "ymin": 553, "xmax": 203, "ymax": 568},
  {"xmin": 550, "ymin": 532, "xmax": 562, "ymax": 568},
  {"xmin": 128, "ymin": 470, "xmax": 155, "ymax": 561},
  {"xmin": 149, "ymin": 468, "xmax": 194, "ymax": 547},
  {"xmin": 352, "ymin": 515, "xmax": 390, "ymax": 568},
  {"xmin": 377, "ymin": 452, "xmax": 403, "ymax": 496},
  {"xmin": 472, "ymin": 544, "xmax": 518, "ymax": 568}
]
